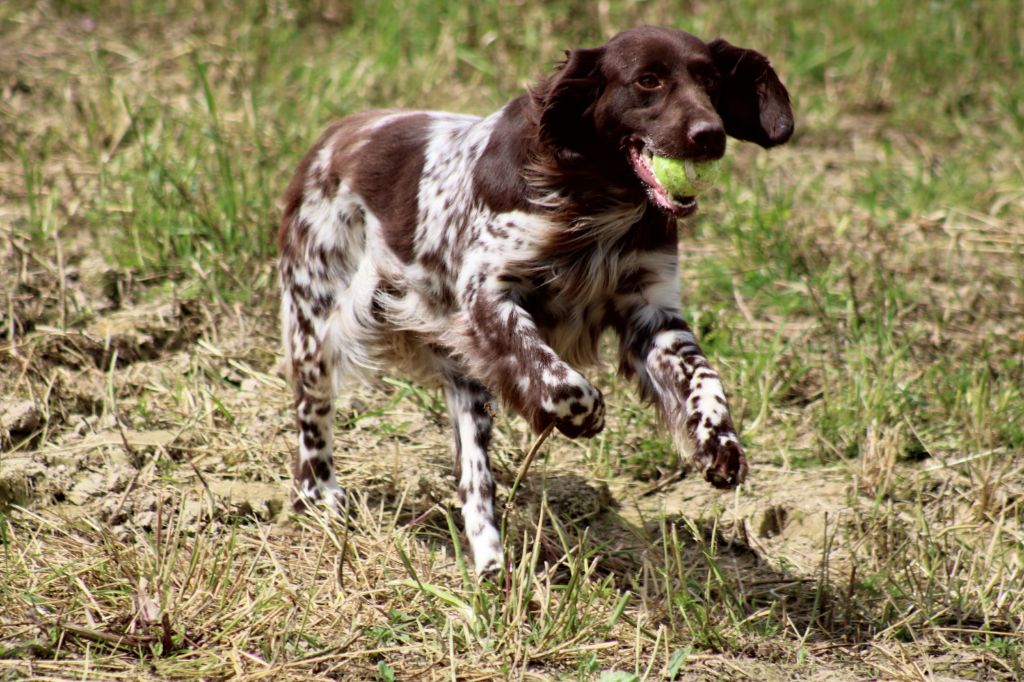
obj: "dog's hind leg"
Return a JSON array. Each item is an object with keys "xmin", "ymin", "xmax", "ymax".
[
  {"xmin": 291, "ymin": 365, "xmax": 343, "ymax": 512},
  {"xmin": 443, "ymin": 372, "xmax": 503, "ymax": 575},
  {"xmin": 281, "ymin": 285, "xmax": 346, "ymax": 512}
]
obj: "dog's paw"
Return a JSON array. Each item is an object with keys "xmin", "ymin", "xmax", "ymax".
[
  {"xmin": 292, "ymin": 477, "xmax": 348, "ymax": 514},
  {"xmin": 539, "ymin": 368, "xmax": 605, "ymax": 438},
  {"xmin": 473, "ymin": 543, "xmax": 505, "ymax": 578},
  {"xmin": 692, "ymin": 432, "xmax": 747, "ymax": 489}
]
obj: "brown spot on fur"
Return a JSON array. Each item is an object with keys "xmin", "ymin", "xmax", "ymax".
[
  {"xmin": 293, "ymin": 456, "xmax": 332, "ymax": 485},
  {"xmin": 473, "ymin": 97, "xmax": 534, "ymax": 214},
  {"xmin": 350, "ymin": 114, "xmax": 431, "ymax": 263},
  {"xmin": 312, "ymin": 457, "xmax": 331, "ymax": 481},
  {"xmin": 311, "ymin": 293, "xmax": 332, "ymax": 317},
  {"xmin": 294, "ymin": 310, "xmax": 314, "ymax": 338},
  {"xmin": 478, "ymin": 477, "xmax": 495, "ymax": 501},
  {"xmin": 291, "ymin": 281, "xmax": 312, "ymax": 301}
]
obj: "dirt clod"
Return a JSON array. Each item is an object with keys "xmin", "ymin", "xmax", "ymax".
[{"xmin": 0, "ymin": 400, "xmax": 44, "ymax": 447}]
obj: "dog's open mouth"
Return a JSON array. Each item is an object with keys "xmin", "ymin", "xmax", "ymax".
[{"xmin": 627, "ymin": 139, "xmax": 697, "ymax": 218}]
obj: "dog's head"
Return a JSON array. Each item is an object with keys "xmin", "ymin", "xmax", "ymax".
[{"xmin": 533, "ymin": 26, "xmax": 793, "ymax": 217}]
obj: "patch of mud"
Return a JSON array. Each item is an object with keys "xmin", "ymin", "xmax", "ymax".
[
  {"xmin": 17, "ymin": 419, "xmax": 289, "ymax": 530},
  {"xmin": 0, "ymin": 454, "xmax": 73, "ymax": 509},
  {"xmin": 3, "ymin": 227, "xmax": 124, "ymax": 337},
  {"xmin": 34, "ymin": 300, "xmax": 205, "ymax": 369},
  {"xmin": 0, "ymin": 427, "xmax": 173, "ymax": 509},
  {"xmin": 204, "ymin": 479, "xmax": 286, "ymax": 521},
  {"xmin": 626, "ymin": 468, "xmax": 857, "ymax": 574}
]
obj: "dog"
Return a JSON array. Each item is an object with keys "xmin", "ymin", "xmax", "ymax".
[{"xmin": 277, "ymin": 26, "xmax": 793, "ymax": 574}]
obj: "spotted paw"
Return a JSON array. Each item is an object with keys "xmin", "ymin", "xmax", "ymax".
[
  {"xmin": 474, "ymin": 550, "xmax": 505, "ymax": 578},
  {"xmin": 539, "ymin": 369, "xmax": 605, "ymax": 438},
  {"xmin": 692, "ymin": 433, "xmax": 747, "ymax": 489},
  {"xmin": 292, "ymin": 479, "xmax": 347, "ymax": 514}
]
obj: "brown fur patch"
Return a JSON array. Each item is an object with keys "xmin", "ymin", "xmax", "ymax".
[{"xmin": 349, "ymin": 114, "xmax": 431, "ymax": 263}]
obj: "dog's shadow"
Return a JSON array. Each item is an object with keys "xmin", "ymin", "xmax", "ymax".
[{"xmin": 368, "ymin": 466, "xmax": 860, "ymax": 647}]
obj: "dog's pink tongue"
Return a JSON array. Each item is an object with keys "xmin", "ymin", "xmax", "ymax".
[{"xmin": 628, "ymin": 146, "xmax": 660, "ymax": 188}]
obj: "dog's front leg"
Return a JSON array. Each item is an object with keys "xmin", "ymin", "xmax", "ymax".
[
  {"xmin": 454, "ymin": 280, "xmax": 605, "ymax": 439},
  {"xmin": 442, "ymin": 371, "xmax": 503, "ymax": 575},
  {"xmin": 616, "ymin": 300, "xmax": 747, "ymax": 488}
]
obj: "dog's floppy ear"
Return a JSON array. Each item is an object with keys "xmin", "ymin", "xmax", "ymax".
[
  {"xmin": 709, "ymin": 39, "xmax": 793, "ymax": 148},
  {"xmin": 534, "ymin": 47, "xmax": 606, "ymax": 153}
]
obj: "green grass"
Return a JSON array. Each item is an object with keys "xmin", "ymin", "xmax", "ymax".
[{"xmin": 2, "ymin": 0, "xmax": 1023, "ymax": 679}]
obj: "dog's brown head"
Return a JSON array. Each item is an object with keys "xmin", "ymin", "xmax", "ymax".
[{"xmin": 533, "ymin": 26, "xmax": 793, "ymax": 217}]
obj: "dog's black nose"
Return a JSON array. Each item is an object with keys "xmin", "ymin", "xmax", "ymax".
[{"xmin": 688, "ymin": 121, "xmax": 726, "ymax": 158}]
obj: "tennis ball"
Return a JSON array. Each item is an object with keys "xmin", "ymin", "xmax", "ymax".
[{"xmin": 651, "ymin": 156, "xmax": 721, "ymax": 197}]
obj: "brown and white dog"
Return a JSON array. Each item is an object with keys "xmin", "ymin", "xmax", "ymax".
[{"xmin": 277, "ymin": 26, "xmax": 793, "ymax": 574}]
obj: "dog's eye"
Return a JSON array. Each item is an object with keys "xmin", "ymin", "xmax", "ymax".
[
  {"xmin": 693, "ymin": 70, "xmax": 720, "ymax": 94},
  {"xmin": 636, "ymin": 74, "xmax": 662, "ymax": 90}
]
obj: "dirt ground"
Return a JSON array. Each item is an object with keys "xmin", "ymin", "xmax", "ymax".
[{"xmin": 3, "ymin": 229, "xmax": 1019, "ymax": 681}]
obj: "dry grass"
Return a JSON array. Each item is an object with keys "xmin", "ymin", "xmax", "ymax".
[{"xmin": 3, "ymin": 0, "xmax": 1024, "ymax": 680}]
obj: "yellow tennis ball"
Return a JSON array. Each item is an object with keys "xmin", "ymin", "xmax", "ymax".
[{"xmin": 651, "ymin": 157, "xmax": 721, "ymax": 197}]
